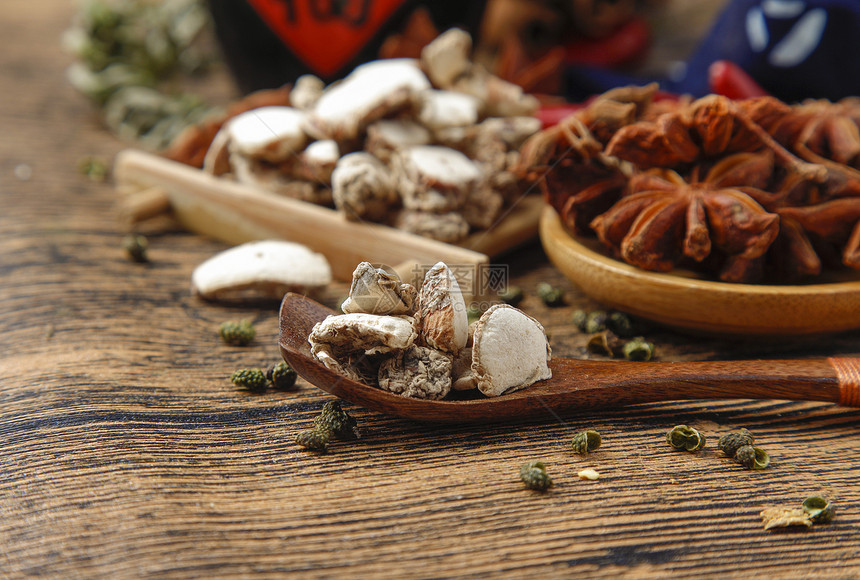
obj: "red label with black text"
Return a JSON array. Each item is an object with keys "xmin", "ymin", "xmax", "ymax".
[{"xmin": 247, "ymin": 0, "xmax": 407, "ymax": 76}]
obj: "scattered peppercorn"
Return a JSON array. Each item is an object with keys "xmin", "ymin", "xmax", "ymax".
[
  {"xmin": 584, "ymin": 310, "xmax": 608, "ymax": 334},
  {"xmin": 802, "ymin": 496, "xmax": 835, "ymax": 524},
  {"xmin": 571, "ymin": 430, "xmax": 602, "ymax": 454},
  {"xmin": 267, "ymin": 361, "xmax": 298, "ymax": 391},
  {"xmin": 219, "ymin": 319, "xmax": 256, "ymax": 346},
  {"xmin": 718, "ymin": 428, "xmax": 755, "ymax": 457},
  {"xmin": 314, "ymin": 400, "xmax": 360, "ymax": 440},
  {"xmin": 77, "ymin": 155, "xmax": 109, "ymax": 181},
  {"xmin": 230, "ymin": 368, "xmax": 267, "ymax": 393},
  {"xmin": 666, "ymin": 425, "xmax": 706, "ymax": 452},
  {"xmin": 622, "ymin": 337, "xmax": 654, "ymax": 361},
  {"xmin": 520, "ymin": 460, "xmax": 553, "ymax": 491},
  {"xmin": 536, "ymin": 282, "xmax": 565, "ymax": 307},
  {"xmin": 295, "ymin": 428, "xmax": 330, "ymax": 453},
  {"xmin": 734, "ymin": 444, "xmax": 770, "ymax": 470},
  {"xmin": 571, "ymin": 309, "xmax": 588, "ymax": 331},
  {"xmin": 606, "ymin": 311, "xmax": 635, "ymax": 337},
  {"xmin": 122, "ymin": 233, "xmax": 148, "ymax": 263},
  {"xmin": 498, "ymin": 285, "xmax": 524, "ymax": 307}
]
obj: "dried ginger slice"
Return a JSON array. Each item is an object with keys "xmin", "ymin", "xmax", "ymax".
[{"xmin": 471, "ymin": 304, "xmax": 552, "ymax": 397}]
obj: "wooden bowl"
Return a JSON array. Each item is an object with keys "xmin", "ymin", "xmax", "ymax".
[{"xmin": 539, "ymin": 206, "xmax": 860, "ymax": 337}]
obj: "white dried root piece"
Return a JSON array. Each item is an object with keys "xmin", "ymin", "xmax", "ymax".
[
  {"xmin": 760, "ymin": 507, "xmax": 813, "ymax": 531},
  {"xmin": 365, "ymin": 119, "xmax": 432, "ymax": 163},
  {"xmin": 230, "ymin": 154, "xmax": 333, "ymax": 205},
  {"xmin": 331, "ymin": 152, "xmax": 399, "ymax": 221},
  {"xmin": 378, "ymin": 345, "xmax": 453, "ymax": 400},
  {"xmin": 308, "ymin": 59, "xmax": 430, "ymax": 141},
  {"xmin": 290, "ymin": 74, "xmax": 325, "ymax": 110},
  {"xmin": 415, "ymin": 262, "xmax": 469, "ymax": 354},
  {"xmin": 393, "ymin": 210, "xmax": 470, "ymax": 243},
  {"xmin": 420, "ymin": 27, "xmax": 473, "ymax": 89},
  {"xmin": 221, "ymin": 106, "xmax": 309, "ymax": 163},
  {"xmin": 417, "ymin": 89, "xmax": 480, "ymax": 133},
  {"xmin": 341, "ymin": 262, "xmax": 417, "ymax": 316},
  {"xmin": 477, "ymin": 117, "xmax": 543, "ymax": 151},
  {"xmin": 471, "ymin": 304, "xmax": 552, "ymax": 397},
  {"xmin": 451, "ymin": 346, "xmax": 476, "ymax": 391},
  {"xmin": 393, "ymin": 145, "xmax": 482, "ymax": 212},
  {"xmin": 309, "ymin": 313, "xmax": 417, "ymax": 382},
  {"xmin": 191, "ymin": 240, "xmax": 331, "ymax": 301},
  {"xmin": 295, "ymin": 139, "xmax": 339, "ymax": 185}
]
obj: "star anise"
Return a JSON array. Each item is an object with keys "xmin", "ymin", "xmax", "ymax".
[{"xmin": 590, "ymin": 152, "xmax": 780, "ymax": 280}]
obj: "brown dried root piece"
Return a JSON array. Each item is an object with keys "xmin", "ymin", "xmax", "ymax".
[
  {"xmin": 415, "ymin": 262, "xmax": 470, "ymax": 355},
  {"xmin": 471, "ymin": 304, "xmax": 552, "ymax": 397},
  {"xmin": 340, "ymin": 262, "xmax": 417, "ymax": 316},
  {"xmin": 378, "ymin": 345, "xmax": 453, "ymax": 400}
]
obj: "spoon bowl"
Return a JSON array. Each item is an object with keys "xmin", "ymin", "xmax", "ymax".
[{"xmin": 279, "ymin": 293, "xmax": 860, "ymax": 423}]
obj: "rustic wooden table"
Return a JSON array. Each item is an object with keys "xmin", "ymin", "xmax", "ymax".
[{"xmin": 3, "ymin": 1, "xmax": 860, "ymax": 578}]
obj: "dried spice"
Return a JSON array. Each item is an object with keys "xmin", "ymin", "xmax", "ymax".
[
  {"xmin": 577, "ymin": 468, "xmax": 600, "ymax": 481},
  {"xmin": 734, "ymin": 445, "xmax": 770, "ymax": 470},
  {"xmin": 718, "ymin": 428, "xmax": 755, "ymax": 458},
  {"xmin": 571, "ymin": 430, "xmax": 602, "ymax": 455},
  {"xmin": 622, "ymin": 337, "xmax": 654, "ymax": 362},
  {"xmin": 666, "ymin": 425, "xmax": 706, "ymax": 452},
  {"xmin": 520, "ymin": 460, "xmax": 553, "ymax": 491},
  {"xmin": 267, "ymin": 361, "xmax": 298, "ymax": 391},
  {"xmin": 295, "ymin": 429, "xmax": 330, "ymax": 453},
  {"xmin": 231, "ymin": 368, "xmax": 267, "ymax": 393},
  {"xmin": 122, "ymin": 233, "xmax": 148, "ymax": 263},
  {"xmin": 520, "ymin": 87, "xmax": 860, "ymax": 283},
  {"xmin": 536, "ymin": 282, "xmax": 565, "ymax": 307},
  {"xmin": 219, "ymin": 320, "xmax": 256, "ymax": 346},
  {"xmin": 802, "ymin": 496, "xmax": 835, "ymax": 524},
  {"xmin": 314, "ymin": 401, "xmax": 361, "ymax": 441}
]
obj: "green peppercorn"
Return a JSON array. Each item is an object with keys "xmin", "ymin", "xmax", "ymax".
[
  {"xmin": 314, "ymin": 400, "xmax": 360, "ymax": 440},
  {"xmin": 219, "ymin": 319, "xmax": 256, "ymax": 346},
  {"xmin": 267, "ymin": 361, "xmax": 298, "ymax": 391},
  {"xmin": 606, "ymin": 311, "xmax": 635, "ymax": 337},
  {"xmin": 77, "ymin": 155, "xmax": 109, "ymax": 181},
  {"xmin": 536, "ymin": 282, "xmax": 565, "ymax": 307},
  {"xmin": 571, "ymin": 309, "xmax": 588, "ymax": 331},
  {"xmin": 718, "ymin": 428, "xmax": 755, "ymax": 457},
  {"xmin": 520, "ymin": 460, "xmax": 553, "ymax": 491},
  {"xmin": 622, "ymin": 337, "xmax": 654, "ymax": 361},
  {"xmin": 230, "ymin": 368, "xmax": 267, "ymax": 393},
  {"xmin": 295, "ymin": 428, "xmax": 330, "ymax": 453},
  {"xmin": 584, "ymin": 310, "xmax": 608, "ymax": 334},
  {"xmin": 666, "ymin": 425, "xmax": 706, "ymax": 452},
  {"xmin": 571, "ymin": 430, "xmax": 602, "ymax": 454},
  {"xmin": 122, "ymin": 233, "xmax": 148, "ymax": 263},
  {"xmin": 734, "ymin": 444, "xmax": 770, "ymax": 470},
  {"xmin": 802, "ymin": 496, "xmax": 834, "ymax": 524},
  {"xmin": 498, "ymin": 286, "xmax": 524, "ymax": 307}
]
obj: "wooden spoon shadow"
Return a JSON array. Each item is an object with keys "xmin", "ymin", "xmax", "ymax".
[{"xmin": 278, "ymin": 293, "xmax": 854, "ymax": 424}]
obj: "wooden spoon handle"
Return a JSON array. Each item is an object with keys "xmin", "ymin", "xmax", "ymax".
[{"xmin": 829, "ymin": 357, "xmax": 860, "ymax": 406}]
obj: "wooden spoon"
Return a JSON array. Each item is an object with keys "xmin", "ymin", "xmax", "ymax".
[{"xmin": 278, "ymin": 293, "xmax": 860, "ymax": 423}]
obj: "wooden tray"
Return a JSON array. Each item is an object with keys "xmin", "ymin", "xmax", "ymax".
[
  {"xmin": 540, "ymin": 206, "xmax": 860, "ymax": 337},
  {"xmin": 113, "ymin": 149, "xmax": 543, "ymax": 289}
]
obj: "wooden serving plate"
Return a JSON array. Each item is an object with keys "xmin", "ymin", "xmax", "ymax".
[
  {"xmin": 113, "ymin": 149, "xmax": 543, "ymax": 287},
  {"xmin": 540, "ymin": 206, "xmax": 860, "ymax": 337}
]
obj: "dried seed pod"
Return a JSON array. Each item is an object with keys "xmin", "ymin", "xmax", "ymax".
[
  {"xmin": 623, "ymin": 337, "xmax": 655, "ymax": 361},
  {"xmin": 536, "ymin": 282, "xmax": 565, "ymax": 307},
  {"xmin": 734, "ymin": 445, "xmax": 770, "ymax": 470},
  {"xmin": 519, "ymin": 460, "xmax": 553, "ymax": 491},
  {"xmin": 378, "ymin": 345, "xmax": 453, "ymax": 400},
  {"xmin": 571, "ymin": 430, "xmax": 602, "ymax": 454},
  {"xmin": 718, "ymin": 428, "xmax": 755, "ymax": 457},
  {"xmin": 219, "ymin": 319, "xmax": 256, "ymax": 346},
  {"xmin": 231, "ymin": 368, "xmax": 268, "ymax": 393},
  {"xmin": 415, "ymin": 262, "xmax": 469, "ymax": 355},
  {"xmin": 314, "ymin": 400, "xmax": 360, "ymax": 440},
  {"xmin": 123, "ymin": 234, "xmax": 149, "ymax": 263},
  {"xmin": 471, "ymin": 304, "xmax": 552, "ymax": 397},
  {"xmin": 586, "ymin": 330, "xmax": 624, "ymax": 357},
  {"xmin": 760, "ymin": 506, "xmax": 813, "ymax": 530},
  {"xmin": 341, "ymin": 262, "xmax": 417, "ymax": 316},
  {"xmin": 267, "ymin": 361, "xmax": 298, "ymax": 391},
  {"xmin": 295, "ymin": 428, "xmax": 330, "ymax": 453},
  {"xmin": 191, "ymin": 240, "xmax": 332, "ymax": 301},
  {"xmin": 802, "ymin": 496, "xmax": 834, "ymax": 524}
]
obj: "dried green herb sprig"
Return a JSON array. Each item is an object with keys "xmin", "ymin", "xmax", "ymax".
[
  {"xmin": 666, "ymin": 425, "xmax": 706, "ymax": 452},
  {"xmin": 267, "ymin": 361, "xmax": 298, "ymax": 391},
  {"xmin": 219, "ymin": 320, "xmax": 256, "ymax": 346},
  {"xmin": 734, "ymin": 445, "xmax": 770, "ymax": 470},
  {"xmin": 295, "ymin": 429, "xmax": 330, "ymax": 453},
  {"xmin": 231, "ymin": 368, "xmax": 267, "ymax": 393},
  {"xmin": 571, "ymin": 430, "xmax": 602, "ymax": 455},
  {"xmin": 536, "ymin": 283, "xmax": 565, "ymax": 307},
  {"xmin": 802, "ymin": 496, "xmax": 835, "ymax": 524},
  {"xmin": 520, "ymin": 460, "xmax": 553, "ymax": 491},
  {"xmin": 314, "ymin": 401, "xmax": 360, "ymax": 440}
]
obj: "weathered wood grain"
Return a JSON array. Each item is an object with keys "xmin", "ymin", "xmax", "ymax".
[{"xmin": 2, "ymin": 1, "xmax": 860, "ymax": 578}]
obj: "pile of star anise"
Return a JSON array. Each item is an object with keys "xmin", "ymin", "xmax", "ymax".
[{"xmin": 518, "ymin": 84, "xmax": 860, "ymax": 283}]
